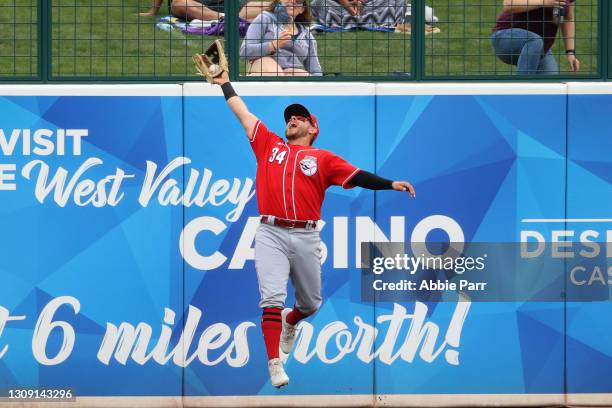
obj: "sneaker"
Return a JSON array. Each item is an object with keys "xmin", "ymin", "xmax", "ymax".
[
  {"xmin": 268, "ymin": 358, "xmax": 289, "ymax": 388},
  {"xmin": 280, "ymin": 308, "xmax": 297, "ymax": 354}
]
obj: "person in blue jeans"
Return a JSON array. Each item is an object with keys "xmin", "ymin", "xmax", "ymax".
[{"xmin": 491, "ymin": 0, "xmax": 581, "ymax": 75}]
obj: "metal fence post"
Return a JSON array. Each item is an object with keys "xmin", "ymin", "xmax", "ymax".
[
  {"xmin": 3, "ymin": 0, "xmax": 609, "ymax": 83},
  {"xmin": 605, "ymin": 0, "xmax": 611, "ymax": 79},
  {"xmin": 38, "ymin": 0, "xmax": 50, "ymax": 82},
  {"xmin": 224, "ymin": 1, "xmax": 239, "ymax": 82},
  {"xmin": 411, "ymin": 0, "xmax": 425, "ymax": 81}
]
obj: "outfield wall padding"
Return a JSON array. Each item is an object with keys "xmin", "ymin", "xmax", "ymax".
[{"xmin": 0, "ymin": 83, "xmax": 610, "ymax": 407}]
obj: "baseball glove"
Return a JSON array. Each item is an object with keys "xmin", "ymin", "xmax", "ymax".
[{"xmin": 192, "ymin": 39, "xmax": 229, "ymax": 83}]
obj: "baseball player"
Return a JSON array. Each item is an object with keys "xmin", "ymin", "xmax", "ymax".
[{"xmin": 212, "ymin": 71, "xmax": 416, "ymax": 388}]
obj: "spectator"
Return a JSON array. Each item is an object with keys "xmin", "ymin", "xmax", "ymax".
[
  {"xmin": 139, "ymin": 0, "xmax": 269, "ymax": 22},
  {"xmin": 240, "ymin": 0, "xmax": 322, "ymax": 76},
  {"xmin": 310, "ymin": 0, "xmax": 407, "ymax": 32},
  {"xmin": 491, "ymin": 0, "xmax": 580, "ymax": 74}
]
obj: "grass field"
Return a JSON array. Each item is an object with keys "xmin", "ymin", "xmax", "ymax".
[
  {"xmin": 0, "ymin": 0, "xmax": 600, "ymax": 79},
  {"xmin": 425, "ymin": 0, "xmax": 599, "ymax": 76},
  {"xmin": 0, "ymin": 0, "xmax": 38, "ymax": 77}
]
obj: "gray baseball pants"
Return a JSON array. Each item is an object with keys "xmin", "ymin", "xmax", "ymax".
[{"xmin": 255, "ymin": 223, "xmax": 323, "ymax": 315}]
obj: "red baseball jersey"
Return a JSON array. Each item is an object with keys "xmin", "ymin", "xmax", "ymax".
[{"xmin": 249, "ymin": 120, "xmax": 360, "ymax": 221}]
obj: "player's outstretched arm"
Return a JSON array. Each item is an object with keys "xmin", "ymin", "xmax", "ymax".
[
  {"xmin": 391, "ymin": 180, "xmax": 416, "ymax": 198},
  {"xmin": 212, "ymin": 71, "xmax": 259, "ymax": 138},
  {"xmin": 351, "ymin": 170, "xmax": 416, "ymax": 198}
]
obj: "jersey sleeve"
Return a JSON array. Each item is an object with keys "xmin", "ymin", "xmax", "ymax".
[
  {"xmin": 323, "ymin": 151, "xmax": 360, "ymax": 189},
  {"xmin": 249, "ymin": 120, "xmax": 283, "ymax": 163},
  {"xmin": 249, "ymin": 120, "xmax": 271, "ymax": 161}
]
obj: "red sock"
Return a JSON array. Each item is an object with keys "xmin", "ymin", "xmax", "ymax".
[
  {"xmin": 286, "ymin": 306, "xmax": 308, "ymax": 326},
  {"xmin": 261, "ymin": 307, "xmax": 282, "ymax": 360}
]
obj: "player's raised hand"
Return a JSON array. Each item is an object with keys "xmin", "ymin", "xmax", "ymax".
[
  {"xmin": 392, "ymin": 181, "xmax": 416, "ymax": 198},
  {"xmin": 212, "ymin": 70, "xmax": 230, "ymax": 86}
]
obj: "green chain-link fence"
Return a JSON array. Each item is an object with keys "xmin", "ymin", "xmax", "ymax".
[
  {"xmin": 236, "ymin": 0, "xmax": 412, "ymax": 78},
  {"xmin": 50, "ymin": 0, "xmax": 216, "ymax": 80},
  {"xmin": 0, "ymin": 0, "xmax": 38, "ymax": 80},
  {"xmin": 0, "ymin": 0, "xmax": 609, "ymax": 82},
  {"xmin": 424, "ymin": 0, "xmax": 599, "ymax": 78}
]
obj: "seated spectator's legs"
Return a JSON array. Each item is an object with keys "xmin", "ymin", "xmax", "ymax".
[
  {"xmin": 248, "ymin": 57, "xmax": 286, "ymax": 76},
  {"xmin": 312, "ymin": 0, "xmax": 405, "ymax": 30},
  {"xmin": 360, "ymin": 0, "xmax": 406, "ymax": 30},
  {"xmin": 171, "ymin": 0, "xmax": 221, "ymax": 21},
  {"xmin": 239, "ymin": 1, "xmax": 270, "ymax": 21},
  {"xmin": 311, "ymin": 0, "xmax": 359, "ymax": 30},
  {"xmin": 283, "ymin": 68, "xmax": 310, "ymax": 76},
  {"xmin": 537, "ymin": 50, "xmax": 559, "ymax": 75},
  {"xmin": 491, "ymin": 28, "xmax": 547, "ymax": 75}
]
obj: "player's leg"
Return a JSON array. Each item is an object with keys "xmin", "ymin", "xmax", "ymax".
[
  {"xmin": 248, "ymin": 57, "xmax": 286, "ymax": 76},
  {"xmin": 255, "ymin": 223, "xmax": 291, "ymax": 387},
  {"xmin": 281, "ymin": 230, "xmax": 323, "ymax": 354},
  {"xmin": 289, "ymin": 232, "xmax": 323, "ymax": 317}
]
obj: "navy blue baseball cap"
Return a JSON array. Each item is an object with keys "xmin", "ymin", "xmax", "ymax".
[{"xmin": 284, "ymin": 103, "xmax": 320, "ymax": 139}]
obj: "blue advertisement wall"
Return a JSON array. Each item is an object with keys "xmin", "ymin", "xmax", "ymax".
[
  {"xmin": 565, "ymin": 83, "xmax": 612, "ymax": 406},
  {"xmin": 0, "ymin": 83, "xmax": 610, "ymax": 406},
  {"xmin": 374, "ymin": 84, "xmax": 567, "ymax": 400},
  {"xmin": 0, "ymin": 86, "xmax": 184, "ymax": 401},
  {"xmin": 182, "ymin": 83, "xmax": 376, "ymax": 398}
]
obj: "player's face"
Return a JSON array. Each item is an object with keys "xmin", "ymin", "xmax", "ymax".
[{"xmin": 285, "ymin": 115, "xmax": 312, "ymax": 140}]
